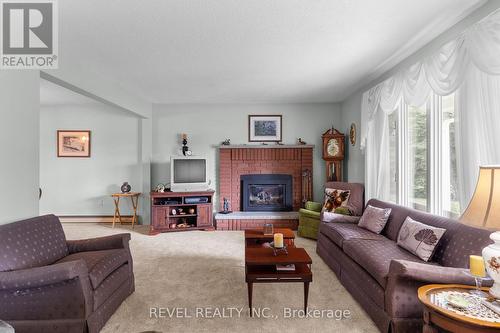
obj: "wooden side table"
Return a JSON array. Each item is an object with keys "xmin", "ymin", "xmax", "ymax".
[
  {"xmin": 418, "ymin": 284, "xmax": 500, "ymax": 333},
  {"xmin": 111, "ymin": 192, "xmax": 141, "ymax": 228}
]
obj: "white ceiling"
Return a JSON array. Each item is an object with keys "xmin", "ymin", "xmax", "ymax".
[{"xmin": 57, "ymin": 0, "xmax": 485, "ymax": 104}]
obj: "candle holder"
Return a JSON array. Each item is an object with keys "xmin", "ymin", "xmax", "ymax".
[
  {"xmin": 270, "ymin": 242, "xmax": 288, "ymax": 256},
  {"xmin": 463, "ymin": 271, "xmax": 492, "ymax": 298}
]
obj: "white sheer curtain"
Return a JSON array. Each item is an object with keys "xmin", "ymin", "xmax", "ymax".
[{"xmin": 361, "ymin": 9, "xmax": 500, "ymax": 208}]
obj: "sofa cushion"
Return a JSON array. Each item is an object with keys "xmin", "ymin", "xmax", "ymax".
[
  {"xmin": 55, "ymin": 249, "xmax": 129, "ymax": 289},
  {"xmin": 366, "ymin": 199, "xmax": 493, "ymax": 268},
  {"xmin": 358, "ymin": 205, "xmax": 391, "ymax": 234},
  {"xmin": 0, "ymin": 215, "xmax": 69, "ymax": 272},
  {"xmin": 319, "ymin": 222, "xmax": 385, "ymax": 248},
  {"xmin": 397, "ymin": 217, "xmax": 446, "ymax": 262},
  {"xmin": 324, "ymin": 182, "xmax": 364, "ymax": 216},
  {"xmin": 322, "ymin": 188, "xmax": 351, "ymax": 212},
  {"xmin": 343, "ymin": 238, "xmax": 431, "ymax": 287}
]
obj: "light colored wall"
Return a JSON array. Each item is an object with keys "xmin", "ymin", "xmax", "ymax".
[
  {"xmin": 339, "ymin": 0, "xmax": 500, "ymax": 184},
  {"xmin": 340, "ymin": 91, "xmax": 364, "ymax": 183},
  {"xmin": 0, "ymin": 71, "xmax": 40, "ymax": 224},
  {"xmin": 40, "ymin": 104, "xmax": 142, "ymax": 216},
  {"xmin": 152, "ymin": 103, "xmax": 341, "ymax": 208}
]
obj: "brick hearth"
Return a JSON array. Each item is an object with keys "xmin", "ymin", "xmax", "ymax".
[{"xmin": 218, "ymin": 145, "xmax": 314, "ymax": 214}]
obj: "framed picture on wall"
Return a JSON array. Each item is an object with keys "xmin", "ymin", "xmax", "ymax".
[
  {"xmin": 57, "ymin": 130, "xmax": 91, "ymax": 157},
  {"xmin": 248, "ymin": 115, "xmax": 282, "ymax": 142}
]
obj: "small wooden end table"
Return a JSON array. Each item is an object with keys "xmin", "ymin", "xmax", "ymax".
[
  {"xmin": 418, "ymin": 284, "xmax": 500, "ymax": 333},
  {"xmin": 245, "ymin": 247, "xmax": 312, "ymax": 316},
  {"xmin": 244, "ymin": 228, "xmax": 295, "ymax": 247},
  {"xmin": 111, "ymin": 192, "xmax": 141, "ymax": 228}
]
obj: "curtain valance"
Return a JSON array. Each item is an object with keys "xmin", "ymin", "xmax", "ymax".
[{"xmin": 361, "ymin": 9, "xmax": 500, "ymax": 149}]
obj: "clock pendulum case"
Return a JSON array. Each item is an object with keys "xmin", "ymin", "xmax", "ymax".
[{"xmin": 322, "ymin": 128, "xmax": 345, "ymax": 182}]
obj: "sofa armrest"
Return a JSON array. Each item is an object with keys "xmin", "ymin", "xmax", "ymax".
[
  {"xmin": 0, "ymin": 259, "xmax": 88, "ymax": 291},
  {"xmin": 388, "ymin": 259, "xmax": 490, "ymax": 286},
  {"xmin": 67, "ymin": 233, "xmax": 131, "ymax": 253},
  {"xmin": 299, "ymin": 208, "xmax": 321, "ymax": 219}
]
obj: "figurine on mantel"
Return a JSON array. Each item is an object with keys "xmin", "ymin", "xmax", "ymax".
[
  {"xmin": 297, "ymin": 138, "xmax": 307, "ymax": 145},
  {"xmin": 221, "ymin": 139, "xmax": 231, "ymax": 146}
]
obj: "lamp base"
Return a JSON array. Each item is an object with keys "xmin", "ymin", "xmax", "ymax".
[{"xmin": 483, "ymin": 231, "xmax": 500, "ymax": 299}]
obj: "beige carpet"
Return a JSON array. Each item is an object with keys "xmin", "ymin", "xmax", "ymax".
[{"xmin": 62, "ymin": 224, "xmax": 377, "ymax": 333}]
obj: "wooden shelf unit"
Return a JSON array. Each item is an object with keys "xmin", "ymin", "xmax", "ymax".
[{"xmin": 150, "ymin": 190, "xmax": 214, "ymax": 234}]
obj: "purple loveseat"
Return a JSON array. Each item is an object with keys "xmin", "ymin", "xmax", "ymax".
[
  {"xmin": 0, "ymin": 215, "xmax": 135, "ymax": 333},
  {"xmin": 317, "ymin": 199, "xmax": 493, "ymax": 333}
]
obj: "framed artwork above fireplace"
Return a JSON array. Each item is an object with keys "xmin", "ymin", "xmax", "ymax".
[{"xmin": 248, "ymin": 115, "xmax": 282, "ymax": 142}]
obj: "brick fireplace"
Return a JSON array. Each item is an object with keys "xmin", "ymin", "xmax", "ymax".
[{"xmin": 218, "ymin": 145, "xmax": 313, "ymax": 213}]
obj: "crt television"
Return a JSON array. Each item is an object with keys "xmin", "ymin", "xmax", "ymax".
[{"xmin": 170, "ymin": 156, "xmax": 210, "ymax": 192}]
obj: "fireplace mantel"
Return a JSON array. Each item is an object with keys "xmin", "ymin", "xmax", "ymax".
[{"xmin": 217, "ymin": 144, "xmax": 314, "ymax": 149}]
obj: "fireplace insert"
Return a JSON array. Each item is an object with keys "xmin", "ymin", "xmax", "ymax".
[{"xmin": 241, "ymin": 174, "xmax": 293, "ymax": 211}]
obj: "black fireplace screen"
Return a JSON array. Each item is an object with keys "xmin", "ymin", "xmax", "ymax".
[{"xmin": 241, "ymin": 174, "xmax": 292, "ymax": 211}]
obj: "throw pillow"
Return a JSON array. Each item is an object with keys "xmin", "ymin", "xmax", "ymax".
[
  {"xmin": 358, "ymin": 205, "xmax": 391, "ymax": 234},
  {"xmin": 322, "ymin": 188, "xmax": 350, "ymax": 212},
  {"xmin": 397, "ymin": 217, "xmax": 446, "ymax": 262},
  {"xmin": 322, "ymin": 212, "xmax": 361, "ymax": 223}
]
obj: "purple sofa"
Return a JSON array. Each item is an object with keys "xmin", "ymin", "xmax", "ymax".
[
  {"xmin": 317, "ymin": 198, "xmax": 493, "ymax": 333},
  {"xmin": 0, "ymin": 215, "xmax": 135, "ymax": 333}
]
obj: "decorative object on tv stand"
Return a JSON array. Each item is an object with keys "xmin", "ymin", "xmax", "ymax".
[
  {"xmin": 322, "ymin": 127, "xmax": 345, "ymax": 181},
  {"xmin": 155, "ymin": 183, "xmax": 165, "ymax": 193},
  {"xmin": 297, "ymin": 138, "xmax": 307, "ymax": 145},
  {"xmin": 120, "ymin": 182, "xmax": 131, "ymax": 193},
  {"xmin": 181, "ymin": 133, "xmax": 192, "ymax": 156},
  {"xmin": 461, "ymin": 166, "xmax": 500, "ymax": 298},
  {"xmin": 57, "ymin": 130, "xmax": 91, "ymax": 157},
  {"xmin": 248, "ymin": 115, "xmax": 282, "ymax": 142},
  {"xmin": 350, "ymin": 123, "xmax": 356, "ymax": 146},
  {"xmin": 263, "ymin": 223, "xmax": 273, "ymax": 236},
  {"xmin": 221, "ymin": 139, "xmax": 231, "ymax": 145}
]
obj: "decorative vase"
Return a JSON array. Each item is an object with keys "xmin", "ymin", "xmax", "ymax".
[
  {"xmin": 482, "ymin": 232, "xmax": 500, "ymax": 298},
  {"xmin": 121, "ymin": 182, "xmax": 131, "ymax": 193}
]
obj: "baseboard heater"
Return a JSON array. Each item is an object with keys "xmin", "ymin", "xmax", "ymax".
[{"xmin": 59, "ymin": 215, "xmax": 134, "ymax": 223}]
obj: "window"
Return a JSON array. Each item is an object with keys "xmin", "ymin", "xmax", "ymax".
[
  {"xmin": 407, "ymin": 103, "xmax": 429, "ymax": 212},
  {"xmin": 441, "ymin": 94, "xmax": 460, "ymax": 217},
  {"xmin": 388, "ymin": 111, "xmax": 398, "ymax": 203},
  {"xmin": 392, "ymin": 92, "xmax": 460, "ymax": 217}
]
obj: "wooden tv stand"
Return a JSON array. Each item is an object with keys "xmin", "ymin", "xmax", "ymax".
[{"xmin": 150, "ymin": 190, "xmax": 215, "ymax": 235}]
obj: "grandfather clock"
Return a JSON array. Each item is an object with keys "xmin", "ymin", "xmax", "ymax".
[{"xmin": 322, "ymin": 128, "xmax": 345, "ymax": 182}]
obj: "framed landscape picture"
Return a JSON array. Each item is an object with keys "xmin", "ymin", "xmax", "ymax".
[
  {"xmin": 57, "ymin": 130, "xmax": 91, "ymax": 157},
  {"xmin": 248, "ymin": 115, "xmax": 282, "ymax": 142}
]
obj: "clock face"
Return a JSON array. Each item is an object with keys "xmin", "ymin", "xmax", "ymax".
[{"xmin": 327, "ymin": 138, "xmax": 339, "ymax": 157}]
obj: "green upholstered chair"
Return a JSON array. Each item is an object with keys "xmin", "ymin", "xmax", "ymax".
[
  {"xmin": 298, "ymin": 201, "xmax": 323, "ymax": 239},
  {"xmin": 298, "ymin": 182, "xmax": 365, "ymax": 240}
]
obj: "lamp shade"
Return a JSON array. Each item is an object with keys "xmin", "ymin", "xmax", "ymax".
[{"xmin": 461, "ymin": 166, "xmax": 500, "ymax": 229}]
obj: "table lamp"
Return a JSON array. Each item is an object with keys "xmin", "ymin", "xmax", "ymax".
[{"xmin": 461, "ymin": 166, "xmax": 500, "ymax": 297}]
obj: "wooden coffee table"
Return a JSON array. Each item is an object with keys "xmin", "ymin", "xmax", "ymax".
[
  {"xmin": 245, "ymin": 247, "xmax": 312, "ymax": 316},
  {"xmin": 244, "ymin": 228, "xmax": 295, "ymax": 247}
]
